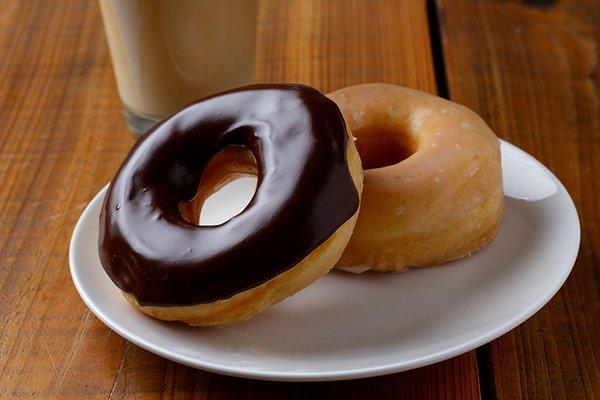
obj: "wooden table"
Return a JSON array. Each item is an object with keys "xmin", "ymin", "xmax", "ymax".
[{"xmin": 0, "ymin": 0, "xmax": 597, "ymax": 398}]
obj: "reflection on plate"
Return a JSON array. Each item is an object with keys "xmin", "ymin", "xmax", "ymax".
[
  {"xmin": 69, "ymin": 140, "xmax": 579, "ymax": 381},
  {"xmin": 501, "ymin": 141, "xmax": 557, "ymax": 201}
]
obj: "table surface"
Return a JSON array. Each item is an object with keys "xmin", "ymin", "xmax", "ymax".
[{"xmin": 0, "ymin": 0, "xmax": 598, "ymax": 398}]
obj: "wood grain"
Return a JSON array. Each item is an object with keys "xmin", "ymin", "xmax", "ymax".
[
  {"xmin": 105, "ymin": 347, "xmax": 479, "ymax": 400},
  {"xmin": 256, "ymin": 0, "xmax": 437, "ymax": 93},
  {"xmin": 437, "ymin": 0, "xmax": 599, "ymax": 398},
  {"xmin": 0, "ymin": 0, "xmax": 481, "ymax": 398}
]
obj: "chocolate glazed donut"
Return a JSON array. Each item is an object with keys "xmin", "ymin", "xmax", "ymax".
[{"xmin": 98, "ymin": 84, "xmax": 363, "ymax": 325}]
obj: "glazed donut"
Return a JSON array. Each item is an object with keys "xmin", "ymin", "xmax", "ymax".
[
  {"xmin": 328, "ymin": 84, "xmax": 503, "ymax": 272},
  {"xmin": 98, "ymin": 84, "xmax": 363, "ymax": 325}
]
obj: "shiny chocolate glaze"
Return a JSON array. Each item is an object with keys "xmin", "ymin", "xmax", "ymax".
[{"xmin": 98, "ymin": 84, "xmax": 359, "ymax": 306}]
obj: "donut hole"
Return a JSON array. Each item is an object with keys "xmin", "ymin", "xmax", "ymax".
[
  {"xmin": 180, "ymin": 147, "xmax": 258, "ymax": 226},
  {"xmin": 198, "ymin": 177, "xmax": 257, "ymax": 226},
  {"xmin": 353, "ymin": 126, "xmax": 417, "ymax": 169}
]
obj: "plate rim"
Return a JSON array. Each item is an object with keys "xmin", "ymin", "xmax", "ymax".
[{"xmin": 69, "ymin": 140, "xmax": 580, "ymax": 381}]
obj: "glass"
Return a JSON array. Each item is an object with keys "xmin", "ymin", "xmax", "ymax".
[{"xmin": 99, "ymin": 0, "xmax": 257, "ymax": 136}]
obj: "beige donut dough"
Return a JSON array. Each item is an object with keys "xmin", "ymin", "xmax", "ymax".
[{"xmin": 328, "ymin": 83, "xmax": 503, "ymax": 272}]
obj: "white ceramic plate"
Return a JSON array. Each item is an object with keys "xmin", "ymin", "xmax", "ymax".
[{"xmin": 69, "ymin": 140, "xmax": 579, "ymax": 381}]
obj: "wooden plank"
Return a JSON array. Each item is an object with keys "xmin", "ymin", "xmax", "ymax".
[
  {"xmin": 0, "ymin": 0, "xmax": 480, "ymax": 398},
  {"xmin": 436, "ymin": 0, "xmax": 600, "ymax": 398},
  {"xmin": 255, "ymin": 0, "xmax": 437, "ymax": 93},
  {"xmin": 0, "ymin": 1, "xmax": 134, "ymax": 398},
  {"xmin": 106, "ymin": 346, "xmax": 479, "ymax": 400}
]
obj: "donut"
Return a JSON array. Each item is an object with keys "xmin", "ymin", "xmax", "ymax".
[
  {"xmin": 98, "ymin": 84, "xmax": 363, "ymax": 325},
  {"xmin": 328, "ymin": 83, "xmax": 503, "ymax": 272}
]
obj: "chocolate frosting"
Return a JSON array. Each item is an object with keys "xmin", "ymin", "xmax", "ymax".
[{"xmin": 98, "ymin": 84, "xmax": 359, "ymax": 306}]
